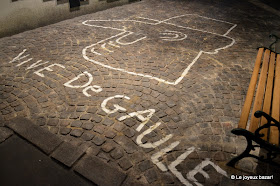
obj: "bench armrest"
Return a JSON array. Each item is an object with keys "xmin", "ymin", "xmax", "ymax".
[{"xmin": 254, "ymin": 110, "xmax": 280, "ymax": 138}]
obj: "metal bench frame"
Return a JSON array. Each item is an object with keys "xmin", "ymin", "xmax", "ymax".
[{"xmin": 227, "ymin": 46, "xmax": 280, "ymax": 167}]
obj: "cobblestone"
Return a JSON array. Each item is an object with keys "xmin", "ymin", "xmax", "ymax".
[{"xmin": 1, "ymin": 0, "xmax": 280, "ymax": 185}]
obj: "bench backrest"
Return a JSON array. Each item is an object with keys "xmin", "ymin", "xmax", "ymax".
[{"xmin": 238, "ymin": 48, "xmax": 280, "ymax": 145}]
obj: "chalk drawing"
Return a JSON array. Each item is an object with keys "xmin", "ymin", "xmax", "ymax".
[
  {"xmin": 160, "ymin": 30, "xmax": 188, "ymax": 41},
  {"xmin": 168, "ymin": 147, "xmax": 196, "ymax": 186},
  {"xmin": 9, "ymin": 49, "xmax": 50, "ymax": 70},
  {"xmin": 186, "ymin": 158, "xmax": 228, "ymax": 186},
  {"xmin": 16, "ymin": 58, "xmax": 33, "ymax": 67},
  {"xmin": 136, "ymin": 122, "xmax": 173, "ymax": 148},
  {"xmin": 101, "ymin": 95, "xmax": 130, "ymax": 114},
  {"xmin": 26, "ymin": 60, "xmax": 50, "ymax": 70},
  {"xmin": 82, "ymin": 14, "xmax": 237, "ymax": 85},
  {"xmin": 63, "ymin": 71, "xmax": 93, "ymax": 88},
  {"xmin": 34, "ymin": 63, "xmax": 65, "ymax": 77},
  {"xmin": 151, "ymin": 141, "xmax": 180, "ymax": 171},
  {"xmin": 9, "ymin": 49, "xmax": 30, "ymax": 64},
  {"xmin": 82, "ymin": 85, "xmax": 102, "ymax": 97},
  {"xmin": 118, "ymin": 109, "xmax": 155, "ymax": 131}
]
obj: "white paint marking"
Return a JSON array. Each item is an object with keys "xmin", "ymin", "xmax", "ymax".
[
  {"xmin": 9, "ymin": 49, "xmax": 29, "ymax": 63},
  {"xmin": 167, "ymin": 147, "xmax": 195, "ymax": 186},
  {"xmin": 101, "ymin": 43, "xmax": 114, "ymax": 53},
  {"xmin": 160, "ymin": 30, "xmax": 187, "ymax": 41},
  {"xmin": 108, "ymin": 41, "xmax": 120, "ymax": 48},
  {"xmin": 26, "ymin": 60, "xmax": 50, "ymax": 70},
  {"xmin": 101, "ymin": 95, "xmax": 130, "ymax": 114},
  {"xmin": 63, "ymin": 71, "xmax": 93, "ymax": 88},
  {"xmin": 82, "ymin": 14, "xmax": 236, "ymax": 85},
  {"xmin": 82, "ymin": 85, "xmax": 102, "ymax": 97},
  {"xmin": 16, "ymin": 58, "xmax": 33, "ymax": 67},
  {"xmin": 34, "ymin": 63, "xmax": 65, "ymax": 77},
  {"xmin": 151, "ymin": 141, "xmax": 180, "ymax": 171},
  {"xmin": 174, "ymin": 51, "xmax": 203, "ymax": 85},
  {"xmin": 136, "ymin": 122, "xmax": 173, "ymax": 148},
  {"xmin": 91, "ymin": 47, "xmax": 102, "ymax": 55},
  {"xmin": 115, "ymin": 31, "xmax": 147, "ymax": 46},
  {"xmin": 118, "ymin": 109, "xmax": 155, "ymax": 131},
  {"xmin": 223, "ymin": 24, "xmax": 237, "ymax": 36},
  {"xmin": 186, "ymin": 158, "xmax": 228, "ymax": 186}
]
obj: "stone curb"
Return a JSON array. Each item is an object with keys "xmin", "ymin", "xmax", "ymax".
[
  {"xmin": 5, "ymin": 117, "xmax": 63, "ymax": 154},
  {"xmin": 5, "ymin": 117, "xmax": 128, "ymax": 186},
  {"xmin": 0, "ymin": 126, "xmax": 14, "ymax": 143},
  {"xmin": 74, "ymin": 155, "xmax": 127, "ymax": 186}
]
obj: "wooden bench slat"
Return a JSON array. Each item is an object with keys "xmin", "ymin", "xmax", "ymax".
[
  {"xmin": 260, "ymin": 52, "xmax": 276, "ymax": 140},
  {"xmin": 249, "ymin": 49, "xmax": 271, "ymax": 132},
  {"xmin": 270, "ymin": 54, "xmax": 280, "ymax": 145},
  {"xmin": 238, "ymin": 48, "xmax": 264, "ymax": 129}
]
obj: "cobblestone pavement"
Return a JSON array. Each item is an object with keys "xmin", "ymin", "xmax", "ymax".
[{"xmin": 1, "ymin": 0, "xmax": 280, "ymax": 185}]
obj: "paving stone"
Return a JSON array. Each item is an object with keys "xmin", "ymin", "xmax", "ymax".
[
  {"xmin": 47, "ymin": 118, "xmax": 59, "ymax": 126},
  {"xmin": 74, "ymin": 155, "xmax": 126, "ymax": 186},
  {"xmin": 144, "ymin": 168, "xmax": 158, "ymax": 183},
  {"xmin": 81, "ymin": 131, "xmax": 95, "ymax": 141},
  {"xmin": 87, "ymin": 107, "xmax": 98, "ymax": 114},
  {"xmin": 76, "ymin": 106, "xmax": 87, "ymax": 112},
  {"xmin": 6, "ymin": 117, "xmax": 62, "ymax": 154},
  {"xmin": 138, "ymin": 160, "xmax": 153, "ymax": 172},
  {"xmin": 91, "ymin": 114, "xmax": 103, "ymax": 123},
  {"xmin": 113, "ymin": 123, "xmax": 125, "ymax": 132},
  {"xmin": 110, "ymin": 148, "xmax": 124, "ymax": 160},
  {"xmin": 36, "ymin": 116, "xmax": 47, "ymax": 126},
  {"xmin": 59, "ymin": 127, "xmax": 71, "ymax": 135},
  {"xmin": 70, "ymin": 129, "xmax": 83, "ymax": 137},
  {"xmin": 223, "ymin": 143, "xmax": 236, "ymax": 153},
  {"xmin": 49, "ymin": 127, "xmax": 59, "ymax": 134},
  {"xmin": 81, "ymin": 122, "xmax": 94, "ymax": 130},
  {"xmin": 114, "ymin": 135, "xmax": 137, "ymax": 154},
  {"xmin": 123, "ymin": 118, "xmax": 137, "ymax": 127},
  {"xmin": 103, "ymin": 118, "xmax": 115, "ymax": 126},
  {"xmin": 71, "ymin": 120, "xmax": 83, "ymax": 127},
  {"xmin": 104, "ymin": 129, "xmax": 116, "ymax": 139},
  {"xmin": 80, "ymin": 114, "xmax": 92, "ymax": 120},
  {"xmin": 92, "ymin": 134, "xmax": 106, "ymax": 146},
  {"xmin": 51, "ymin": 141, "xmax": 87, "ymax": 167},
  {"xmin": 161, "ymin": 172, "xmax": 175, "ymax": 184},
  {"xmin": 123, "ymin": 128, "xmax": 135, "ymax": 138},
  {"xmin": 101, "ymin": 141, "xmax": 116, "ymax": 153},
  {"xmin": 213, "ymin": 151, "xmax": 226, "ymax": 161},
  {"xmin": 118, "ymin": 157, "xmax": 133, "ymax": 171}
]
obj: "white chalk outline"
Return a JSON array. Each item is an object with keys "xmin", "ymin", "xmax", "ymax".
[{"xmin": 82, "ymin": 14, "xmax": 237, "ymax": 85}]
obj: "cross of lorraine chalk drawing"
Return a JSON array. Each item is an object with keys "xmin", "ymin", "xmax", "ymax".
[{"xmin": 82, "ymin": 14, "xmax": 237, "ymax": 85}]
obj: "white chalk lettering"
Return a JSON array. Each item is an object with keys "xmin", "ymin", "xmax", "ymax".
[
  {"xmin": 34, "ymin": 63, "xmax": 65, "ymax": 77},
  {"xmin": 151, "ymin": 141, "xmax": 180, "ymax": 171},
  {"xmin": 136, "ymin": 122, "xmax": 173, "ymax": 148},
  {"xmin": 186, "ymin": 158, "xmax": 228, "ymax": 186},
  {"xmin": 9, "ymin": 49, "xmax": 30, "ymax": 63},
  {"xmin": 26, "ymin": 60, "xmax": 50, "ymax": 70},
  {"xmin": 63, "ymin": 71, "xmax": 93, "ymax": 88},
  {"xmin": 101, "ymin": 95, "xmax": 130, "ymax": 114},
  {"xmin": 160, "ymin": 30, "xmax": 187, "ymax": 41},
  {"xmin": 82, "ymin": 85, "xmax": 102, "ymax": 97},
  {"xmin": 168, "ymin": 147, "xmax": 195, "ymax": 186},
  {"xmin": 16, "ymin": 58, "xmax": 33, "ymax": 67},
  {"xmin": 118, "ymin": 109, "xmax": 155, "ymax": 131}
]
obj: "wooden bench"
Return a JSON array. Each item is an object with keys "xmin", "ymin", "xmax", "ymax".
[{"xmin": 227, "ymin": 47, "xmax": 280, "ymax": 167}]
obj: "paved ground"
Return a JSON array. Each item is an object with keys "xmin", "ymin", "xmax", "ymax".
[
  {"xmin": 0, "ymin": 134, "xmax": 94, "ymax": 186},
  {"xmin": 1, "ymin": 0, "xmax": 280, "ymax": 185}
]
